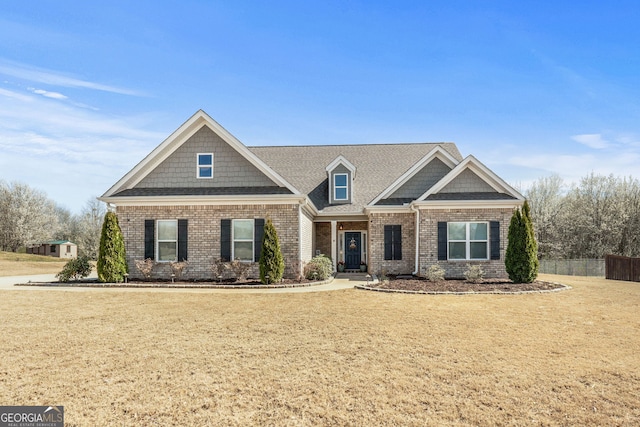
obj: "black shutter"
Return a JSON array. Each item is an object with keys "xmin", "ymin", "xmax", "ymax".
[
  {"xmin": 384, "ymin": 225, "xmax": 402, "ymax": 260},
  {"xmin": 178, "ymin": 219, "xmax": 188, "ymax": 261},
  {"xmin": 384, "ymin": 225, "xmax": 393, "ymax": 260},
  {"xmin": 254, "ymin": 218, "xmax": 265, "ymax": 262},
  {"xmin": 393, "ymin": 225, "xmax": 402, "ymax": 260},
  {"xmin": 437, "ymin": 222, "xmax": 447, "ymax": 260},
  {"xmin": 144, "ymin": 220, "xmax": 155, "ymax": 260},
  {"xmin": 221, "ymin": 219, "xmax": 231, "ymax": 261},
  {"xmin": 490, "ymin": 221, "xmax": 500, "ymax": 260}
]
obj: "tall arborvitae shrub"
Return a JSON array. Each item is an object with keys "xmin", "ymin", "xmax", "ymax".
[
  {"xmin": 97, "ymin": 211, "xmax": 128, "ymax": 283},
  {"xmin": 259, "ymin": 219, "xmax": 285, "ymax": 284},
  {"xmin": 522, "ymin": 200, "xmax": 540, "ymax": 278},
  {"xmin": 505, "ymin": 201, "xmax": 539, "ymax": 283}
]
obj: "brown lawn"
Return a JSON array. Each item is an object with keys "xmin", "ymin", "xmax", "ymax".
[
  {"xmin": 0, "ymin": 274, "xmax": 638, "ymax": 426},
  {"xmin": 0, "ymin": 251, "xmax": 68, "ymax": 276}
]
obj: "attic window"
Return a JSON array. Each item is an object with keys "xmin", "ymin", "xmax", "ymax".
[
  {"xmin": 334, "ymin": 174, "xmax": 348, "ymax": 201},
  {"xmin": 197, "ymin": 153, "xmax": 213, "ymax": 179}
]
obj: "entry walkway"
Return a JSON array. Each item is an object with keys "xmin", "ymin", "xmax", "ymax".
[{"xmin": 0, "ymin": 273, "xmax": 374, "ymax": 293}]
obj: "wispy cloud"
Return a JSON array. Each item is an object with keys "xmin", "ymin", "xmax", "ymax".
[
  {"xmin": 571, "ymin": 133, "xmax": 610, "ymax": 149},
  {"xmin": 29, "ymin": 87, "xmax": 68, "ymax": 100},
  {"xmin": 505, "ymin": 140, "xmax": 640, "ymax": 188},
  {"xmin": 0, "ymin": 79, "xmax": 163, "ymax": 212},
  {"xmin": 0, "ymin": 59, "xmax": 144, "ymax": 96}
]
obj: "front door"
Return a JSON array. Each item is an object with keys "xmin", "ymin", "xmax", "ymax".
[{"xmin": 344, "ymin": 232, "xmax": 362, "ymax": 270}]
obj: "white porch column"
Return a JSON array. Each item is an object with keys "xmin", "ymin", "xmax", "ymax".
[{"xmin": 331, "ymin": 220, "xmax": 337, "ymax": 271}]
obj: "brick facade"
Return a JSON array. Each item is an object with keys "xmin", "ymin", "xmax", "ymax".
[
  {"xmin": 369, "ymin": 213, "xmax": 416, "ymax": 275},
  {"xmin": 116, "ymin": 204, "xmax": 300, "ymax": 280},
  {"xmin": 418, "ymin": 207, "xmax": 513, "ymax": 278}
]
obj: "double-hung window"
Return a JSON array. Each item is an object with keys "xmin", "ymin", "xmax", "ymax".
[
  {"xmin": 157, "ymin": 220, "xmax": 178, "ymax": 261},
  {"xmin": 334, "ymin": 173, "xmax": 348, "ymax": 201},
  {"xmin": 232, "ymin": 219, "xmax": 254, "ymax": 261},
  {"xmin": 197, "ymin": 153, "xmax": 213, "ymax": 179},
  {"xmin": 448, "ymin": 222, "xmax": 488, "ymax": 260}
]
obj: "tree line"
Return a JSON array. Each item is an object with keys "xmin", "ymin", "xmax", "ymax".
[
  {"xmin": 526, "ymin": 173, "xmax": 640, "ymax": 260},
  {"xmin": 0, "ymin": 181, "xmax": 105, "ymax": 258}
]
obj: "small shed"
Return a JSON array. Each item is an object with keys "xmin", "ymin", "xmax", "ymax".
[{"xmin": 27, "ymin": 240, "xmax": 78, "ymax": 259}]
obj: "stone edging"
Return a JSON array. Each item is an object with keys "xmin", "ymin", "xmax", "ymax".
[
  {"xmin": 354, "ymin": 281, "xmax": 572, "ymax": 295},
  {"xmin": 15, "ymin": 277, "xmax": 335, "ymax": 289}
]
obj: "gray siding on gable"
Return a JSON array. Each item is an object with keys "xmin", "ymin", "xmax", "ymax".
[
  {"xmin": 388, "ymin": 157, "xmax": 452, "ymax": 200},
  {"xmin": 440, "ymin": 169, "xmax": 496, "ymax": 193},
  {"xmin": 136, "ymin": 126, "xmax": 276, "ymax": 189}
]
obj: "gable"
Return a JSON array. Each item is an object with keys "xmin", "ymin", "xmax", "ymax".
[
  {"xmin": 439, "ymin": 168, "xmax": 495, "ymax": 193},
  {"xmin": 101, "ymin": 110, "xmax": 299, "ymax": 200},
  {"xmin": 136, "ymin": 126, "xmax": 276, "ymax": 189},
  {"xmin": 417, "ymin": 155, "xmax": 525, "ymax": 204},
  {"xmin": 387, "ymin": 157, "xmax": 452, "ymax": 200}
]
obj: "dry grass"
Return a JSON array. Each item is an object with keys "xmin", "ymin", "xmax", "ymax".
[
  {"xmin": 0, "ymin": 251, "xmax": 68, "ymax": 276},
  {"xmin": 0, "ymin": 274, "xmax": 639, "ymax": 426}
]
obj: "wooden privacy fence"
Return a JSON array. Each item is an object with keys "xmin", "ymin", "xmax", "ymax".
[
  {"xmin": 605, "ymin": 254, "xmax": 640, "ymax": 282},
  {"xmin": 539, "ymin": 259, "xmax": 605, "ymax": 277}
]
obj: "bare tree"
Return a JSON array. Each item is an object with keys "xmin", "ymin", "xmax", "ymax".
[
  {"xmin": 74, "ymin": 198, "xmax": 106, "ymax": 259},
  {"xmin": 525, "ymin": 174, "xmax": 565, "ymax": 259},
  {"xmin": 527, "ymin": 173, "xmax": 640, "ymax": 259},
  {"xmin": 0, "ymin": 181, "xmax": 57, "ymax": 251}
]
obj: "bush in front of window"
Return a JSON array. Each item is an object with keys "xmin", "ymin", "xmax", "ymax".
[
  {"xmin": 505, "ymin": 201, "xmax": 539, "ymax": 283},
  {"xmin": 97, "ymin": 211, "xmax": 128, "ymax": 283},
  {"xmin": 304, "ymin": 254, "xmax": 333, "ymax": 280},
  {"xmin": 170, "ymin": 261, "xmax": 188, "ymax": 281},
  {"xmin": 259, "ymin": 219, "xmax": 285, "ymax": 284},
  {"xmin": 135, "ymin": 258, "xmax": 156, "ymax": 280},
  {"xmin": 464, "ymin": 264, "xmax": 485, "ymax": 283},
  {"xmin": 56, "ymin": 255, "xmax": 92, "ymax": 282}
]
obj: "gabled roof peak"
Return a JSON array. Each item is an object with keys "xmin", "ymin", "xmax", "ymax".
[{"xmin": 325, "ymin": 155, "xmax": 356, "ymax": 175}]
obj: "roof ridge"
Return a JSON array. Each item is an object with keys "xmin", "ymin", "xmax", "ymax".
[{"xmin": 247, "ymin": 142, "xmax": 455, "ymax": 148}]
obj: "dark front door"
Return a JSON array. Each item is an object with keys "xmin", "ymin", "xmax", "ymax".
[{"xmin": 345, "ymin": 232, "xmax": 361, "ymax": 270}]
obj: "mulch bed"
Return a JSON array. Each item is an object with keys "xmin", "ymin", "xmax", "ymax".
[{"xmin": 370, "ymin": 277, "xmax": 567, "ymax": 293}]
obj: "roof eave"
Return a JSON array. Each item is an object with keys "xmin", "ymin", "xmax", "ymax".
[
  {"xmin": 411, "ymin": 199, "xmax": 524, "ymax": 209},
  {"xmin": 98, "ymin": 194, "xmax": 307, "ymax": 207}
]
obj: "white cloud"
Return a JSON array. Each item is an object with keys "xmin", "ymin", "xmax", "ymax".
[
  {"xmin": 29, "ymin": 87, "xmax": 68, "ymax": 100},
  {"xmin": 571, "ymin": 133, "xmax": 610, "ymax": 149}
]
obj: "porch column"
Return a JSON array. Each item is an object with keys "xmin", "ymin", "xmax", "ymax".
[{"xmin": 331, "ymin": 220, "xmax": 337, "ymax": 271}]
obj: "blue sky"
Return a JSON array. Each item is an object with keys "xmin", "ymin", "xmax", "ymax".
[{"xmin": 1, "ymin": 1, "xmax": 639, "ymax": 212}]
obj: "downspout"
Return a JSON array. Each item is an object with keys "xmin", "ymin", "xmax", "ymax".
[
  {"xmin": 298, "ymin": 198, "xmax": 308, "ymax": 279},
  {"xmin": 410, "ymin": 203, "xmax": 420, "ymax": 275}
]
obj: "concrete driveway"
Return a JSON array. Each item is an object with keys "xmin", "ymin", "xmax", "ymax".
[{"xmin": 0, "ymin": 273, "xmax": 373, "ymax": 293}]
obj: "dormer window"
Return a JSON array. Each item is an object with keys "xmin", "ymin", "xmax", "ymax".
[
  {"xmin": 334, "ymin": 173, "xmax": 348, "ymax": 201},
  {"xmin": 197, "ymin": 153, "xmax": 213, "ymax": 179},
  {"xmin": 325, "ymin": 155, "xmax": 356, "ymax": 205}
]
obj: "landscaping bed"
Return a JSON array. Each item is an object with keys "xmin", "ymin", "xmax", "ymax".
[{"xmin": 367, "ymin": 275, "xmax": 568, "ymax": 293}]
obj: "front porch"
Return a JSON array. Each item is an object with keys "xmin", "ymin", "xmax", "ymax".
[{"xmin": 313, "ymin": 220, "xmax": 369, "ymax": 272}]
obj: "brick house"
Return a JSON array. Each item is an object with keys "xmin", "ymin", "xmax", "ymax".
[{"xmin": 99, "ymin": 110, "xmax": 524, "ymax": 280}]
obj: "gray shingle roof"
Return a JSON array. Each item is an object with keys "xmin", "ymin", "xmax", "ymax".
[{"xmin": 248, "ymin": 143, "xmax": 462, "ymax": 213}]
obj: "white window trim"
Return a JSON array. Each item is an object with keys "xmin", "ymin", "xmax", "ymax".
[
  {"xmin": 334, "ymin": 173, "xmax": 349, "ymax": 201},
  {"xmin": 197, "ymin": 153, "xmax": 214, "ymax": 179},
  {"xmin": 232, "ymin": 219, "xmax": 254, "ymax": 262},
  {"xmin": 157, "ymin": 219, "xmax": 178, "ymax": 262},
  {"xmin": 447, "ymin": 222, "xmax": 489, "ymax": 261}
]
